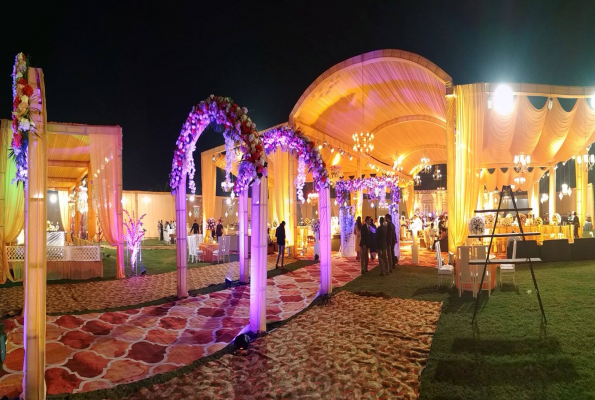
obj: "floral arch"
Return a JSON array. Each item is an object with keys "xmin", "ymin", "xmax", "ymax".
[
  {"xmin": 262, "ymin": 126, "xmax": 332, "ymax": 295},
  {"xmin": 335, "ymin": 176, "xmax": 402, "ymax": 257},
  {"xmin": 170, "ymin": 95, "xmax": 270, "ymax": 333}
]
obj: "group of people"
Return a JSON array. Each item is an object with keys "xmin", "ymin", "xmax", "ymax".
[
  {"xmin": 158, "ymin": 220, "xmax": 177, "ymax": 241},
  {"xmin": 354, "ymin": 214, "xmax": 398, "ymax": 276}
]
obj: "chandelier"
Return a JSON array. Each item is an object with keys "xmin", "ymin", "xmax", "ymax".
[
  {"xmin": 352, "ymin": 59, "xmax": 374, "ymax": 156},
  {"xmin": 329, "ymin": 165, "xmax": 343, "ymax": 181},
  {"xmin": 576, "ymin": 149, "xmax": 594, "ymax": 171},
  {"xmin": 540, "ymin": 193, "xmax": 549, "ymax": 204},
  {"xmin": 436, "ymin": 186, "xmax": 446, "ymax": 194},
  {"xmin": 393, "ymin": 159, "xmax": 403, "ymax": 173},
  {"xmin": 414, "ymin": 174, "xmax": 421, "ymax": 186},
  {"xmin": 420, "ymin": 155, "xmax": 432, "ymax": 174},
  {"xmin": 352, "ymin": 132, "xmax": 374, "ymax": 155},
  {"xmin": 307, "ymin": 192, "xmax": 319, "ymax": 207},
  {"xmin": 513, "ymin": 176, "xmax": 525, "ymax": 186},
  {"xmin": 433, "ymin": 167, "xmax": 442, "ymax": 181},
  {"xmin": 513, "ymin": 152, "xmax": 530, "ymax": 174}
]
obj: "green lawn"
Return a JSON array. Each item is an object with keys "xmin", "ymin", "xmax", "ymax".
[{"xmin": 339, "ymin": 261, "xmax": 595, "ymax": 399}]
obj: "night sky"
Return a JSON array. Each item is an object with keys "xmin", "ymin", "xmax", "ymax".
[{"xmin": 1, "ymin": 0, "xmax": 595, "ymax": 192}]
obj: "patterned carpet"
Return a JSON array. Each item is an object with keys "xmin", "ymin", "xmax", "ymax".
[
  {"xmin": 0, "ymin": 254, "xmax": 296, "ymax": 317},
  {"xmin": 125, "ymin": 292, "xmax": 443, "ymax": 400},
  {"xmin": 0, "ymin": 258, "xmax": 362, "ymax": 396}
]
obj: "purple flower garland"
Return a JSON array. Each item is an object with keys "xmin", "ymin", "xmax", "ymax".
[
  {"xmin": 170, "ymin": 95, "xmax": 267, "ymax": 195},
  {"xmin": 335, "ymin": 176, "xmax": 401, "ymax": 206},
  {"xmin": 262, "ymin": 126, "xmax": 329, "ymax": 203}
]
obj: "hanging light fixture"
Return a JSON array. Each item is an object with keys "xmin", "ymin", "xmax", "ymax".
[
  {"xmin": 414, "ymin": 174, "xmax": 421, "ymax": 186},
  {"xmin": 420, "ymin": 154, "xmax": 432, "ymax": 174},
  {"xmin": 576, "ymin": 149, "xmax": 594, "ymax": 171},
  {"xmin": 540, "ymin": 193, "xmax": 549, "ymax": 204},
  {"xmin": 513, "ymin": 152, "xmax": 530, "ymax": 174},
  {"xmin": 352, "ymin": 59, "xmax": 374, "ymax": 155},
  {"xmin": 513, "ymin": 175, "xmax": 526, "ymax": 186},
  {"xmin": 433, "ymin": 167, "xmax": 442, "ymax": 181},
  {"xmin": 393, "ymin": 158, "xmax": 403, "ymax": 172}
]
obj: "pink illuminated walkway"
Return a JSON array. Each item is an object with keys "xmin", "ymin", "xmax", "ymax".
[{"xmin": 0, "ymin": 258, "xmax": 361, "ymax": 397}]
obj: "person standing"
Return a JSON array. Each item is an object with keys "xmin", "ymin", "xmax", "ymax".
[
  {"xmin": 369, "ymin": 217, "xmax": 377, "ymax": 261},
  {"xmin": 354, "ymin": 216, "xmax": 362, "ymax": 261},
  {"xmin": 158, "ymin": 220, "xmax": 164, "ymax": 242},
  {"xmin": 216, "ymin": 218, "xmax": 224, "ymax": 241},
  {"xmin": 359, "ymin": 217, "xmax": 370, "ymax": 274},
  {"xmin": 385, "ymin": 214, "xmax": 395, "ymax": 273},
  {"xmin": 190, "ymin": 219, "xmax": 200, "ymax": 235},
  {"xmin": 275, "ymin": 221, "xmax": 286, "ymax": 268},
  {"xmin": 376, "ymin": 217, "xmax": 388, "ymax": 276},
  {"xmin": 573, "ymin": 211, "xmax": 580, "ymax": 240}
]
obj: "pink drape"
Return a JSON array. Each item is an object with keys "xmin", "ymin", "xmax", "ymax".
[
  {"xmin": 239, "ymin": 189, "xmax": 249, "ymax": 283},
  {"xmin": 89, "ymin": 129, "xmax": 125, "ymax": 278}
]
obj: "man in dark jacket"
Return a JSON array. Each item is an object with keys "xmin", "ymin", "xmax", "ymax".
[
  {"xmin": 376, "ymin": 217, "xmax": 388, "ymax": 276},
  {"xmin": 573, "ymin": 211, "xmax": 580, "ymax": 240},
  {"xmin": 216, "ymin": 219, "xmax": 224, "ymax": 241},
  {"xmin": 385, "ymin": 214, "xmax": 395, "ymax": 273},
  {"xmin": 359, "ymin": 217, "xmax": 370, "ymax": 274},
  {"xmin": 275, "ymin": 221, "xmax": 286, "ymax": 268}
]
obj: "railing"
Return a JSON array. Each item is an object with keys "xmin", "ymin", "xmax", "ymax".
[{"xmin": 7, "ymin": 245, "xmax": 101, "ymax": 262}]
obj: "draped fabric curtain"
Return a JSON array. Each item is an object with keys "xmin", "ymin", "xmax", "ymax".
[
  {"xmin": 89, "ymin": 129, "xmax": 125, "ymax": 278},
  {"xmin": 451, "ymin": 84, "xmax": 485, "ymax": 251},
  {"xmin": 58, "ymin": 190, "xmax": 69, "ymax": 233},
  {"xmin": 200, "ymin": 152, "xmax": 216, "ymax": 239},
  {"xmin": 575, "ymin": 158, "xmax": 588, "ymax": 230},
  {"xmin": 271, "ymin": 151, "xmax": 294, "ymax": 246},
  {"xmin": 0, "ymin": 120, "xmax": 24, "ymax": 283},
  {"xmin": 446, "ymin": 96, "xmax": 456, "ymax": 252}
]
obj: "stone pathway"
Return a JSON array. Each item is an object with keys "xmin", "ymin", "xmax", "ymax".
[
  {"xmin": 0, "ymin": 254, "xmax": 296, "ymax": 316},
  {"xmin": 0, "ymin": 258, "xmax": 362, "ymax": 397}
]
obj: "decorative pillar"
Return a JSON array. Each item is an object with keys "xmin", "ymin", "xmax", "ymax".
[
  {"xmin": 238, "ymin": 189, "xmax": 249, "ymax": 283},
  {"xmin": 250, "ymin": 177, "xmax": 268, "ymax": 333},
  {"xmin": 115, "ymin": 133, "xmax": 125, "ymax": 279},
  {"xmin": 548, "ymin": 166, "xmax": 556, "ymax": 218},
  {"xmin": 575, "ymin": 159, "xmax": 588, "ymax": 232},
  {"xmin": 74, "ymin": 177, "xmax": 81, "ymax": 238},
  {"xmin": 23, "ymin": 66, "xmax": 47, "ymax": 400},
  {"xmin": 318, "ymin": 186, "xmax": 332, "ymax": 295},
  {"xmin": 446, "ymin": 94, "xmax": 456, "ymax": 253},
  {"xmin": 530, "ymin": 181, "xmax": 539, "ymax": 217},
  {"xmin": 87, "ymin": 163, "xmax": 96, "ymax": 241},
  {"xmin": 175, "ymin": 174, "xmax": 188, "ymax": 298},
  {"xmin": 288, "ymin": 156, "xmax": 297, "ymax": 251},
  {"xmin": 356, "ymin": 157, "xmax": 363, "ymax": 218}
]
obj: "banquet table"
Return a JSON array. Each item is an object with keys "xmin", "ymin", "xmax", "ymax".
[
  {"xmin": 480, "ymin": 225, "xmax": 571, "ymax": 252},
  {"xmin": 199, "ymin": 243, "xmax": 219, "ymax": 262}
]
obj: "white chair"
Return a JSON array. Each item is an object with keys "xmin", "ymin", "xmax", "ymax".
[
  {"xmin": 213, "ymin": 238, "xmax": 230, "ymax": 264},
  {"xmin": 435, "ymin": 242, "xmax": 454, "ymax": 289},
  {"xmin": 197, "ymin": 234, "xmax": 204, "ymax": 244},
  {"xmin": 187, "ymin": 235, "xmax": 197, "ymax": 263},
  {"xmin": 457, "ymin": 246, "xmax": 477, "ymax": 297},
  {"xmin": 473, "ymin": 245, "xmax": 492, "ymax": 297},
  {"xmin": 164, "ymin": 229, "xmax": 170, "ymax": 245},
  {"xmin": 222, "ymin": 236, "xmax": 231, "ymax": 263},
  {"xmin": 500, "ymin": 239, "xmax": 517, "ymax": 287}
]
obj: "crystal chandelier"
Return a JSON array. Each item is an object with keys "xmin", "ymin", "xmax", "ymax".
[
  {"xmin": 513, "ymin": 176, "xmax": 525, "ymax": 186},
  {"xmin": 436, "ymin": 186, "xmax": 445, "ymax": 194},
  {"xmin": 420, "ymin": 154, "xmax": 432, "ymax": 173},
  {"xmin": 352, "ymin": 59, "xmax": 374, "ymax": 156},
  {"xmin": 433, "ymin": 167, "xmax": 442, "ymax": 181},
  {"xmin": 393, "ymin": 159, "xmax": 403, "ymax": 173},
  {"xmin": 307, "ymin": 192, "xmax": 319, "ymax": 207},
  {"xmin": 576, "ymin": 149, "xmax": 594, "ymax": 171},
  {"xmin": 540, "ymin": 193, "xmax": 549, "ymax": 204},
  {"xmin": 414, "ymin": 174, "xmax": 421, "ymax": 186},
  {"xmin": 513, "ymin": 152, "xmax": 530, "ymax": 174},
  {"xmin": 352, "ymin": 132, "xmax": 374, "ymax": 155}
]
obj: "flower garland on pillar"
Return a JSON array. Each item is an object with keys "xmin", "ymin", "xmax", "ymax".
[
  {"xmin": 9, "ymin": 53, "xmax": 36, "ymax": 184},
  {"xmin": 262, "ymin": 125, "xmax": 329, "ymax": 203},
  {"xmin": 335, "ymin": 176, "xmax": 401, "ymax": 206},
  {"xmin": 170, "ymin": 95, "xmax": 267, "ymax": 196}
]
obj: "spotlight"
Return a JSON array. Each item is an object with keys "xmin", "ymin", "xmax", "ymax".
[
  {"xmin": 318, "ymin": 143, "xmax": 322, "ymax": 150},
  {"xmin": 140, "ymin": 268, "xmax": 146, "ymax": 276},
  {"xmin": 323, "ymin": 141, "xmax": 327, "ymax": 148},
  {"xmin": 212, "ymin": 155, "xmax": 216, "ymax": 162},
  {"xmin": 225, "ymin": 277, "xmax": 232, "ymax": 288},
  {"xmin": 493, "ymin": 85, "xmax": 514, "ymax": 115},
  {"xmin": 234, "ymin": 333, "xmax": 251, "ymax": 351},
  {"xmin": 49, "ymin": 194, "xmax": 57, "ymax": 203},
  {"xmin": 330, "ymin": 147, "xmax": 334, "ymax": 153},
  {"xmin": 548, "ymin": 97, "xmax": 553, "ymax": 110},
  {"xmin": 349, "ymin": 155, "xmax": 353, "ymax": 161}
]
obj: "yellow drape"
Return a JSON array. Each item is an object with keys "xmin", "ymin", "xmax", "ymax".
[
  {"xmin": 270, "ymin": 151, "xmax": 294, "ymax": 246},
  {"xmin": 575, "ymin": 158, "xmax": 588, "ymax": 230},
  {"xmin": 57, "ymin": 190, "xmax": 69, "ymax": 234},
  {"xmin": 0, "ymin": 120, "xmax": 25, "ymax": 283},
  {"xmin": 200, "ymin": 152, "xmax": 216, "ymax": 240},
  {"xmin": 450, "ymin": 84, "xmax": 485, "ymax": 251}
]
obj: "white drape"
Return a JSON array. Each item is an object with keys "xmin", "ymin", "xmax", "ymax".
[{"xmin": 250, "ymin": 178, "xmax": 268, "ymax": 333}]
